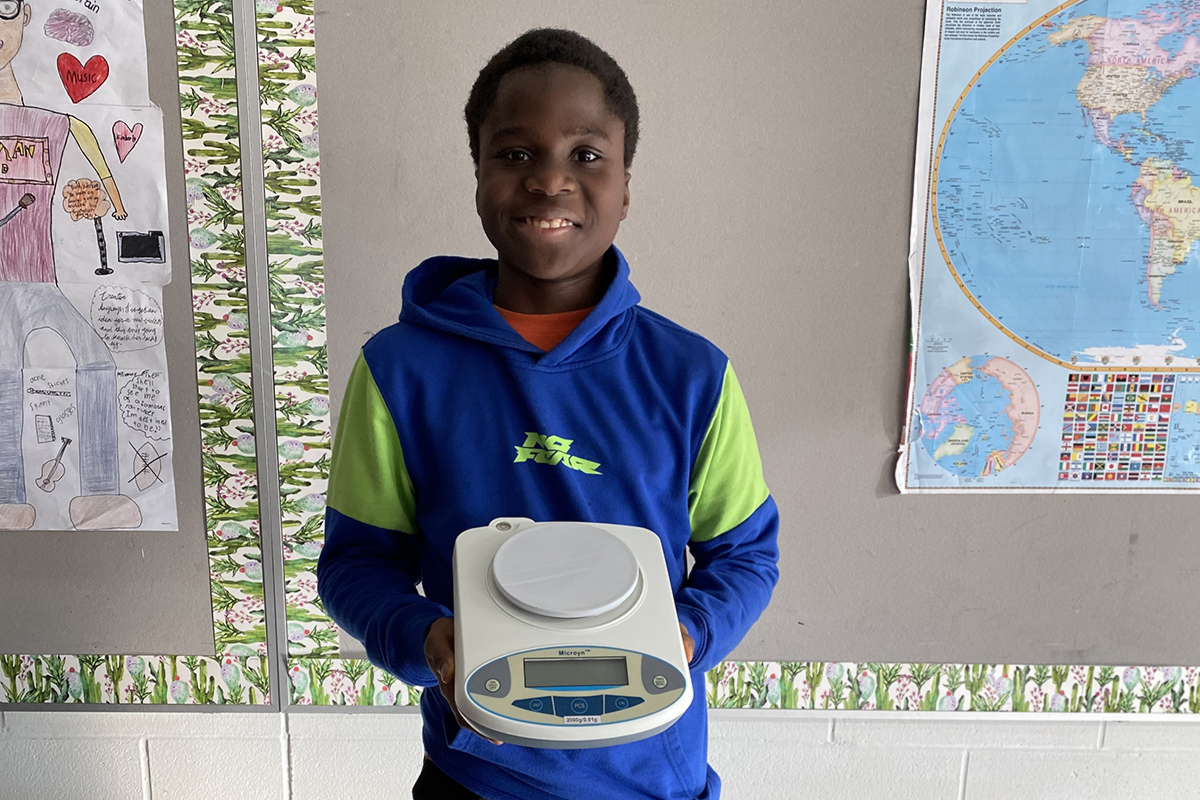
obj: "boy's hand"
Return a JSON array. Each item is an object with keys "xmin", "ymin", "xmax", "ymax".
[
  {"xmin": 423, "ymin": 617, "xmax": 502, "ymax": 745},
  {"xmin": 679, "ymin": 622, "xmax": 696, "ymax": 665}
]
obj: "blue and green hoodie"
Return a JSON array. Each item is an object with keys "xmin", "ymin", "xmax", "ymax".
[{"xmin": 318, "ymin": 246, "xmax": 780, "ymax": 800}]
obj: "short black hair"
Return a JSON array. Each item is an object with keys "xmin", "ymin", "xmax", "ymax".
[{"xmin": 465, "ymin": 28, "xmax": 640, "ymax": 168}]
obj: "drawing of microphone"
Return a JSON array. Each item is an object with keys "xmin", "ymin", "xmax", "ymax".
[{"xmin": 0, "ymin": 193, "xmax": 35, "ymax": 229}]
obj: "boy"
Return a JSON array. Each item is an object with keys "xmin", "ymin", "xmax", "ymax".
[{"xmin": 319, "ymin": 28, "xmax": 779, "ymax": 800}]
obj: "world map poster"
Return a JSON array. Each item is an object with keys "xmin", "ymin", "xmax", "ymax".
[{"xmin": 900, "ymin": 0, "xmax": 1200, "ymax": 491}]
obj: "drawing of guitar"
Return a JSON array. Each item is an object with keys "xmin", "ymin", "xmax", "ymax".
[{"xmin": 36, "ymin": 437, "xmax": 72, "ymax": 492}]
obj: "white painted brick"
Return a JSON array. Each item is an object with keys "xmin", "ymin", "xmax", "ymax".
[
  {"xmin": 287, "ymin": 708, "xmax": 424, "ymax": 739},
  {"xmin": 834, "ymin": 718, "xmax": 1101, "ymax": 749},
  {"xmin": 965, "ymin": 750, "xmax": 1200, "ymax": 799},
  {"xmin": 148, "ymin": 737, "xmax": 284, "ymax": 799},
  {"xmin": 4, "ymin": 710, "xmax": 278, "ymax": 739},
  {"xmin": 8, "ymin": 712, "xmax": 1198, "ymax": 800},
  {"xmin": 290, "ymin": 731, "xmax": 425, "ymax": 800},
  {"xmin": 711, "ymin": 743, "xmax": 962, "ymax": 799},
  {"xmin": 0, "ymin": 737, "xmax": 143, "ymax": 800},
  {"xmin": 1104, "ymin": 721, "xmax": 1200, "ymax": 752},
  {"xmin": 709, "ymin": 716, "xmax": 830, "ymax": 746}
]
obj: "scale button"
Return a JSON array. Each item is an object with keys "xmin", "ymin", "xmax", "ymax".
[
  {"xmin": 653, "ymin": 675, "xmax": 668, "ymax": 689},
  {"xmin": 467, "ymin": 659, "xmax": 511, "ymax": 698},
  {"xmin": 604, "ymin": 695, "xmax": 645, "ymax": 714},
  {"xmin": 513, "ymin": 697, "xmax": 554, "ymax": 715},
  {"xmin": 554, "ymin": 695, "xmax": 604, "ymax": 717}
]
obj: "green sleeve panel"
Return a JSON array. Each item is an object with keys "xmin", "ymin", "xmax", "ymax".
[
  {"xmin": 688, "ymin": 362, "xmax": 770, "ymax": 542},
  {"xmin": 326, "ymin": 352, "xmax": 419, "ymax": 534}
]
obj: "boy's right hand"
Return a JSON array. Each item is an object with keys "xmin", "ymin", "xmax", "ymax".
[{"xmin": 423, "ymin": 617, "xmax": 502, "ymax": 745}]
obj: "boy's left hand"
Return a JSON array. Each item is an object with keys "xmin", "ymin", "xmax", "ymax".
[{"xmin": 679, "ymin": 622, "xmax": 695, "ymax": 665}]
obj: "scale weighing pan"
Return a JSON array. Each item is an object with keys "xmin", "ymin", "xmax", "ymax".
[{"xmin": 453, "ymin": 519, "xmax": 693, "ymax": 749}]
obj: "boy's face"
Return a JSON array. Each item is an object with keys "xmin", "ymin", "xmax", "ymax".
[{"xmin": 475, "ymin": 64, "xmax": 630, "ymax": 297}]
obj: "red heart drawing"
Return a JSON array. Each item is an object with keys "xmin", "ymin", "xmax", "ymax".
[{"xmin": 57, "ymin": 54, "xmax": 109, "ymax": 104}]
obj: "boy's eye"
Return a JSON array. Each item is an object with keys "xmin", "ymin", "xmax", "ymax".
[
  {"xmin": 499, "ymin": 150, "xmax": 530, "ymax": 162},
  {"xmin": 575, "ymin": 150, "xmax": 601, "ymax": 163}
]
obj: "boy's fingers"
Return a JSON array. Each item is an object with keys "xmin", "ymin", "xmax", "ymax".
[
  {"xmin": 443, "ymin": 677, "xmax": 503, "ymax": 746},
  {"xmin": 423, "ymin": 618, "xmax": 501, "ymax": 745},
  {"xmin": 451, "ymin": 702, "xmax": 503, "ymax": 745},
  {"xmin": 423, "ymin": 617, "xmax": 456, "ymax": 684},
  {"xmin": 679, "ymin": 622, "xmax": 696, "ymax": 664}
]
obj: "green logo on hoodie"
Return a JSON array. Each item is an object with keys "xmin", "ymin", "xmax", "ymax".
[{"xmin": 513, "ymin": 432, "xmax": 602, "ymax": 475}]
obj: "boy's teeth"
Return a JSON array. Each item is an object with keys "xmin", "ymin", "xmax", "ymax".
[{"xmin": 530, "ymin": 218, "xmax": 570, "ymax": 229}]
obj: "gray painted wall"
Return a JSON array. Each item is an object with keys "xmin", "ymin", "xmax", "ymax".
[
  {"xmin": 316, "ymin": 0, "xmax": 1200, "ymax": 667},
  {"xmin": 0, "ymin": 1, "xmax": 213, "ymax": 656}
]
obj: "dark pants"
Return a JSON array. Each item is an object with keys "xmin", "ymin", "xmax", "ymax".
[{"xmin": 412, "ymin": 758, "xmax": 481, "ymax": 799}]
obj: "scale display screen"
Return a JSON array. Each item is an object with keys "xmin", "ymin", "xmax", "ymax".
[{"xmin": 524, "ymin": 657, "xmax": 629, "ymax": 688}]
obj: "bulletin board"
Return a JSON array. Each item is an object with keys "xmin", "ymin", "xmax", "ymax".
[
  {"xmin": 6, "ymin": 0, "xmax": 1199, "ymax": 718},
  {"xmin": 0, "ymin": 0, "xmax": 272, "ymax": 706}
]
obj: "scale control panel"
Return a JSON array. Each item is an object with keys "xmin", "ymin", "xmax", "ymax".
[{"xmin": 465, "ymin": 645, "xmax": 687, "ymax": 727}]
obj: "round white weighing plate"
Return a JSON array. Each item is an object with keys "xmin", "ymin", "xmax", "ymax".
[{"xmin": 490, "ymin": 522, "xmax": 640, "ymax": 619}]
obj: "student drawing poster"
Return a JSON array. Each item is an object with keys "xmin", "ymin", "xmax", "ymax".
[
  {"xmin": 18, "ymin": 284, "xmax": 176, "ymax": 532},
  {"xmin": 0, "ymin": 0, "xmax": 177, "ymax": 530}
]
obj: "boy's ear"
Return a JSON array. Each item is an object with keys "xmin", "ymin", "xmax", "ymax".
[{"xmin": 621, "ymin": 171, "xmax": 630, "ymax": 221}]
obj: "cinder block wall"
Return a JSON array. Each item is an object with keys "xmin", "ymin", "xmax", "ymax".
[{"xmin": 2, "ymin": 711, "xmax": 1198, "ymax": 798}]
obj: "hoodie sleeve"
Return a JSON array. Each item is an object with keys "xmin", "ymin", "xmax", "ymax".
[
  {"xmin": 317, "ymin": 352, "xmax": 449, "ymax": 688},
  {"xmin": 675, "ymin": 362, "xmax": 781, "ymax": 673}
]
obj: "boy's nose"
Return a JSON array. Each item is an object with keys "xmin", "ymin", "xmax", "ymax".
[{"xmin": 524, "ymin": 163, "xmax": 575, "ymax": 195}]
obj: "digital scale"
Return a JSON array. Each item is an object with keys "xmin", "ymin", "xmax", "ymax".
[{"xmin": 453, "ymin": 518, "xmax": 693, "ymax": 749}]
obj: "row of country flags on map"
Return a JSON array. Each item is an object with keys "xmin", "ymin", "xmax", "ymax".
[
  {"xmin": 1062, "ymin": 430, "xmax": 1169, "ymax": 443},
  {"xmin": 1067, "ymin": 373, "xmax": 1178, "ymax": 387},
  {"xmin": 1058, "ymin": 373, "xmax": 1179, "ymax": 482}
]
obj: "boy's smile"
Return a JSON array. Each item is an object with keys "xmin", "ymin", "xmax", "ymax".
[{"xmin": 476, "ymin": 64, "xmax": 630, "ymax": 313}]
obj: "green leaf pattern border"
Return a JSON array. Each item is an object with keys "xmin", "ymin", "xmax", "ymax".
[
  {"xmin": 4, "ymin": 2, "xmax": 1199, "ymax": 714},
  {"xmin": 255, "ymin": 0, "xmax": 331, "ymax": 669}
]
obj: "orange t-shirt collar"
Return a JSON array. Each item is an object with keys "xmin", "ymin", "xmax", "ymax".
[{"xmin": 495, "ymin": 305, "xmax": 594, "ymax": 352}]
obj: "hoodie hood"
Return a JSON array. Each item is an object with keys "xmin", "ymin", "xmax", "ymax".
[{"xmin": 398, "ymin": 245, "xmax": 641, "ymax": 367}]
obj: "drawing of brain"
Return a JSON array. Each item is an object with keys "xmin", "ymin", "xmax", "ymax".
[{"xmin": 44, "ymin": 9, "xmax": 94, "ymax": 47}]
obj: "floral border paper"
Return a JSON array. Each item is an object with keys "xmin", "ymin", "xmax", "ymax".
[
  {"xmin": 254, "ymin": 0, "xmax": 333, "ymax": 662},
  {"xmin": 254, "ymin": 0, "xmax": 417, "ymax": 708}
]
